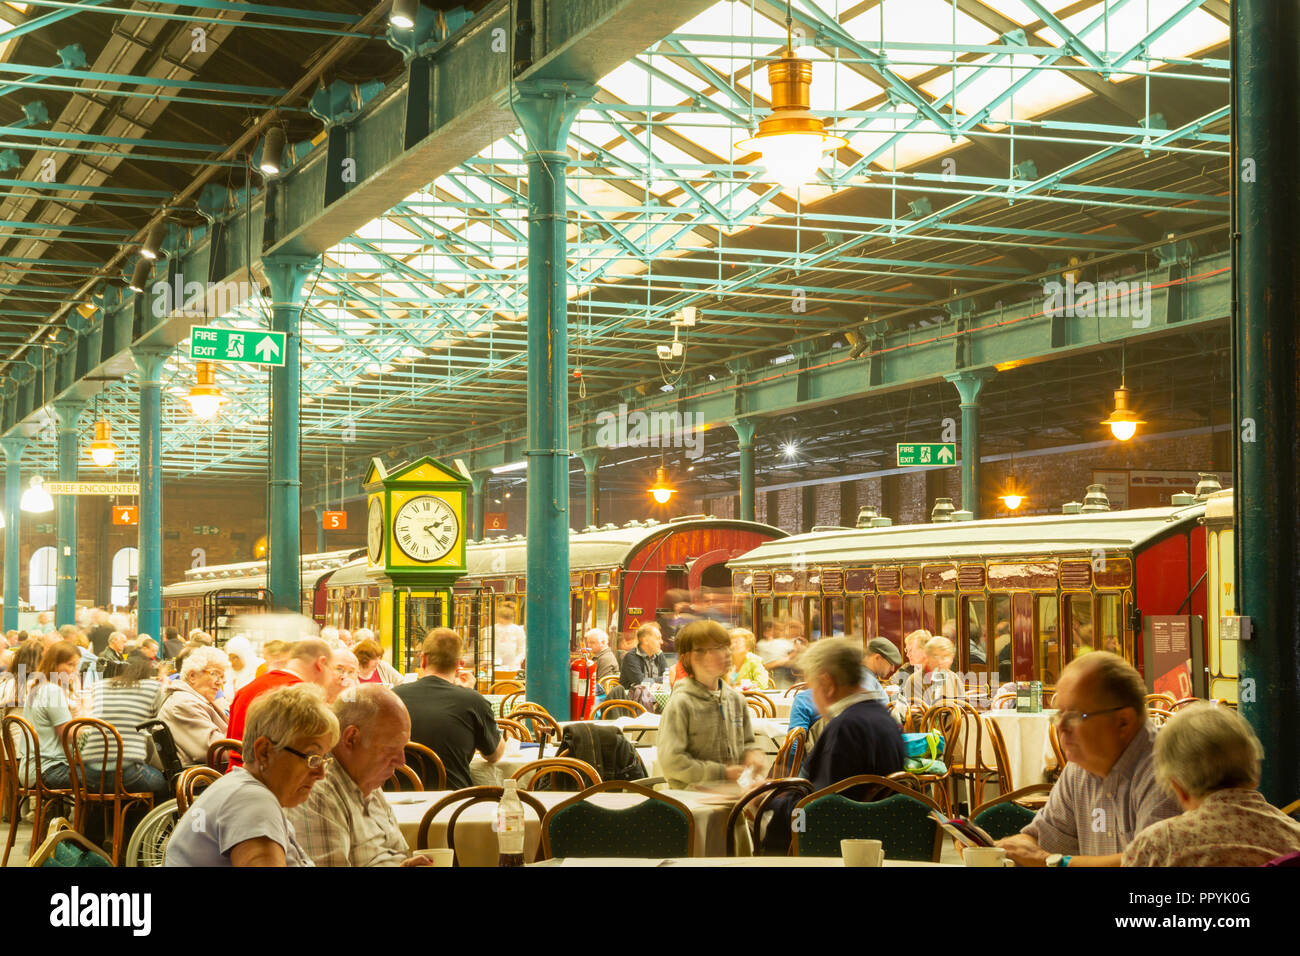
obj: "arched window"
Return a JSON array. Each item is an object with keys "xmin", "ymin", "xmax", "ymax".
[
  {"xmin": 28, "ymin": 546, "xmax": 56, "ymax": 611},
  {"xmin": 111, "ymin": 547, "xmax": 139, "ymax": 609}
]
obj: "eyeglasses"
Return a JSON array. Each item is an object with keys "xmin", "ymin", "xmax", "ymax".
[
  {"xmin": 203, "ymin": 668, "xmax": 225, "ymax": 681},
  {"xmin": 1052, "ymin": 705, "xmax": 1127, "ymax": 730},
  {"xmin": 281, "ymin": 745, "xmax": 333, "ymax": 771},
  {"xmin": 695, "ymin": 645, "xmax": 731, "ymax": 656}
]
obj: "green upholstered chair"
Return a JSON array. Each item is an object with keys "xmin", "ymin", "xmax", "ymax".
[
  {"xmin": 541, "ymin": 781, "xmax": 694, "ymax": 860},
  {"xmin": 970, "ymin": 783, "xmax": 1054, "ymax": 841},
  {"xmin": 792, "ymin": 774, "xmax": 945, "ymax": 862}
]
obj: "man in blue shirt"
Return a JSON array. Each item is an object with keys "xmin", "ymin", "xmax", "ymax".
[{"xmin": 787, "ymin": 637, "xmax": 901, "ymax": 735}]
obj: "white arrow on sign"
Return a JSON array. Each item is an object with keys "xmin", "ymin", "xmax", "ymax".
[
  {"xmin": 254, "ymin": 336, "xmax": 280, "ymax": 361},
  {"xmin": 937, "ymin": 446, "xmax": 954, "ymax": 463}
]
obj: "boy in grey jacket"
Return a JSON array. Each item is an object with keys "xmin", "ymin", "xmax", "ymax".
[{"xmin": 659, "ymin": 620, "xmax": 767, "ymax": 789}]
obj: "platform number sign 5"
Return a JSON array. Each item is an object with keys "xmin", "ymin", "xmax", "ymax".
[
  {"xmin": 323, "ymin": 510, "xmax": 347, "ymax": 530},
  {"xmin": 111, "ymin": 505, "xmax": 139, "ymax": 526}
]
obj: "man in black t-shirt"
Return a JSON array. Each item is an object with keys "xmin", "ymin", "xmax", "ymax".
[{"xmin": 394, "ymin": 628, "xmax": 503, "ymax": 790}]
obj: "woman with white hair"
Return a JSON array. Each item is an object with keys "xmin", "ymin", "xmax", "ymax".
[
  {"xmin": 224, "ymin": 635, "xmax": 262, "ymax": 695},
  {"xmin": 165, "ymin": 684, "xmax": 338, "ymax": 867},
  {"xmin": 159, "ymin": 645, "xmax": 232, "ymax": 765},
  {"xmin": 1123, "ymin": 704, "xmax": 1300, "ymax": 866}
]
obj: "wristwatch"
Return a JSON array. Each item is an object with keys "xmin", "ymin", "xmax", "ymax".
[{"xmin": 1045, "ymin": 853, "xmax": 1072, "ymax": 868}]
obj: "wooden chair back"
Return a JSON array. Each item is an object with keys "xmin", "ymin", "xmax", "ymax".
[
  {"xmin": 792, "ymin": 774, "xmax": 945, "ymax": 861},
  {"xmin": 782, "ymin": 682, "xmax": 808, "ymax": 697},
  {"xmin": 404, "ymin": 742, "xmax": 447, "ymax": 791},
  {"xmin": 539, "ymin": 780, "xmax": 695, "ymax": 860},
  {"xmin": 384, "ymin": 764, "xmax": 424, "ymax": 793},
  {"xmin": 510, "ymin": 705, "xmax": 562, "ymax": 747},
  {"xmin": 206, "ymin": 738, "xmax": 242, "ymax": 772},
  {"xmin": 2, "ymin": 714, "xmax": 72, "ymax": 867},
  {"xmin": 770, "ymin": 726, "xmax": 808, "ymax": 779},
  {"xmin": 903, "ymin": 703, "xmax": 927, "ymax": 733},
  {"xmin": 597, "ymin": 675, "xmax": 621, "ymax": 694},
  {"xmin": 495, "ymin": 717, "xmax": 534, "ymax": 743},
  {"xmin": 968, "ymin": 783, "xmax": 1055, "ymax": 843},
  {"xmin": 591, "ymin": 699, "xmax": 645, "ymax": 719},
  {"xmin": 175, "ymin": 766, "xmax": 220, "ymax": 816},
  {"xmin": 511, "ymin": 757, "xmax": 602, "ymax": 791},
  {"xmin": 1170, "ymin": 697, "xmax": 1202, "ymax": 712},
  {"xmin": 1145, "ymin": 693, "xmax": 1177, "ymax": 711},
  {"xmin": 489, "ymin": 680, "xmax": 524, "ymax": 695},
  {"xmin": 725, "ymin": 777, "xmax": 814, "ymax": 855},
  {"xmin": 1147, "ymin": 707, "xmax": 1174, "ymax": 728},
  {"xmin": 1047, "ymin": 722, "xmax": 1067, "ymax": 772},
  {"xmin": 498, "ymin": 690, "xmax": 526, "ymax": 713},
  {"xmin": 982, "ymin": 715, "xmax": 1014, "ymax": 797},
  {"xmin": 742, "ymin": 691, "xmax": 776, "ymax": 718},
  {"xmin": 415, "ymin": 786, "xmax": 548, "ymax": 864},
  {"xmin": 61, "ymin": 717, "xmax": 156, "ymax": 866}
]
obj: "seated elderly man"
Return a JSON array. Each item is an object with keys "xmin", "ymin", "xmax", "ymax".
[
  {"xmin": 998, "ymin": 652, "xmax": 1180, "ymax": 867},
  {"xmin": 1122, "ymin": 704, "xmax": 1300, "ymax": 866},
  {"xmin": 618, "ymin": 623, "xmax": 668, "ymax": 689},
  {"xmin": 329, "ymin": 647, "xmax": 359, "ymax": 703},
  {"xmin": 584, "ymin": 628, "xmax": 620, "ymax": 682},
  {"xmin": 97, "ymin": 631, "xmax": 129, "ymax": 679},
  {"xmin": 790, "ymin": 637, "xmax": 901, "ymax": 739},
  {"xmin": 159, "ymin": 646, "xmax": 231, "ymax": 764},
  {"xmin": 760, "ymin": 638, "xmax": 907, "ymax": 852},
  {"xmin": 288, "ymin": 685, "xmax": 430, "ymax": 867}
]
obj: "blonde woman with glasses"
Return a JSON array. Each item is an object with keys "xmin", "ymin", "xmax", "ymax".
[{"xmin": 165, "ymin": 684, "xmax": 338, "ymax": 867}]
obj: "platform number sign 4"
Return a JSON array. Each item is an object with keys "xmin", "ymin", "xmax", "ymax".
[
  {"xmin": 393, "ymin": 495, "xmax": 459, "ymax": 562},
  {"xmin": 111, "ymin": 505, "xmax": 139, "ymax": 526}
]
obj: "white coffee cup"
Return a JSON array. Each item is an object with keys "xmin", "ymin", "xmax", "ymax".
[
  {"xmin": 841, "ymin": 839, "xmax": 884, "ymax": 867},
  {"xmin": 964, "ymin": 846, "xmax": 1010, "ymax": 867},
  {"xmin": 414, "ymin": 848, "xmax": 455, "ymax": 867}
]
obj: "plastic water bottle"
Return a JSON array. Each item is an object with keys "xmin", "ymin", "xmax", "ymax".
[{"xmin": 496, "ymin": 779, "xmax": 526, "ymax": 867}]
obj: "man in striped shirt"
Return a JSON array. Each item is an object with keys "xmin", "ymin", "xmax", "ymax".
[{"xmin": 998, "ymin": 652, "xmax": 1180, "ymax": 867}]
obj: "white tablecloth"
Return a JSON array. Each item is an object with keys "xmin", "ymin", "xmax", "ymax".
[
  {"xmin": 969, "ymin": 710, "xmax": 1058, "ymax": 792},
  {"xmin": 385, "ymin": 787, "xmax": 734, "ymax": 865},
  {"xmin": 470, "ymin": 742, "xmax": 659, "ymax": 785}
]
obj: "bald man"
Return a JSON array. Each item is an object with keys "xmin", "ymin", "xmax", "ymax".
[
  {"xmin": 997, "ymin": 652, "xmax": 1180, "ymax": 867},
  {"xmin": 288, "ymin": 685, "xmax": 429, "ymax": 867}
]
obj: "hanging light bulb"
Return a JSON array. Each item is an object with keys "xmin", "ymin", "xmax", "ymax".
[
  {"xmin": 736, "ymin": 4, "xmax": 845, "ymax": 192},
  {"xmin": 390, "ymin": 0, "xmax": 418, "ymax": 29},
  {"xmin": 1000, "ymin": 493, "xmax": 1025, "ymax": 511},
  {"xmin": 20, "ymin": 476, "xmax": 53, "ymax": 513},
  {"xmin": 649, "ymin": 465, "xmax": 675, "ymax": 505},
  {"xmin": 259, "ymin": 126, "xmax": 285, "ymax": 176},
  {"xmin": 186, "ymin": 361, "xmax": 227, "ymax": 420},
  {"xmin": 1101, "ymin": 386, "xmax": 1145, "ymax": 441},
  {"xmin": 88, "ymin": 417, "xmax": 119, "ymax": 467}
]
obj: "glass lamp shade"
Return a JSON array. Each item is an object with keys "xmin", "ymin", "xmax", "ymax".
[
  {"xmin": 187, "ymin": 361, "xmax": 226, "ymax": 420},
  {"xmin": 756, "ymin": 131, "xmax": 828, "ymax": 191},
  {"xmin": 648, "ymin": 465, "xmax": 675, "ymax": 504},
  {"xmin": 20, "ymin": 476, "xmax": 53, "ymax": 513},
  {"xmin": 1101, "ymin": 387, "xmax": 1144, "ymax": 442},
  {"xmin": 736, "ymin": 55, "xmax": 846, "ymax": 192},
  {"xmin": 1108, "ymin": 420, "xmax": 1138, "ymax": 442},
  {"xmin": 88, "ymin": 418, "xmax": 118, "ymax": 467},
  {"xmin": 1001, "ymin": 494, "xmax": 1024, "ymax": 510}
]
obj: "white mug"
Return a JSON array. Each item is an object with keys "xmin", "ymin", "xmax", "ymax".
[
  {"xmin": 964, "ymin": 846, "xmax": 1011, "ymax": 867},
  {"xmin": 842, "ymin": 839, "xmax": 884, "ymax": 867},
  {"xmin": 414, "ymin": 848, "xmax": 455, "ymax": 867}
]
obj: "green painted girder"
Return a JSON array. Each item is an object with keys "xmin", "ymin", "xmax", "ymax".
[
  {"xmin": 0, "ymin": 124, "xmax": 221, "ymax": 151},
  {"xmin": 0, "ymin": 61, "xmax": 288, "ymax": 97},
  {"xmin": 14, "ymin": 0, "xmax": 361, "ymax": 37}
]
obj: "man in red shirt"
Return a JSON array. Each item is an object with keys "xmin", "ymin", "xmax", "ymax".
[{"xmin": 225, "ymin": 637, "xmax": 338, "ymax": 769}]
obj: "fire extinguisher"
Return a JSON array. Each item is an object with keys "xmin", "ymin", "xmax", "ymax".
[{"xmin": 570, "ymin": 656, "xmax": 596, "ymax": 720}]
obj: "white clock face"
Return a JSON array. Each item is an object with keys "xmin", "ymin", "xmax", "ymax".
[
  {"xmin": 393, "ymin": 495, "xmax": 459, "ymax": 562},
  {"xmin": 367, "ymin": 498, "xmax": 384, "ymax": 564}
]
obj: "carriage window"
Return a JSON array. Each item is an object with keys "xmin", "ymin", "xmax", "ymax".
[
  {"xmin": 902, "ymin": 594, "xmax": 923, "ymax": 637},
  {"xmin": 861, "ymin": 595, "xmax": 876, "ymax": 642},
  {"xmin": 1097, "ymin": 593, "xmax": 1122, "ymax": 657},
  {"xmin": 807, "ymin": 597, "xmax": 823, "ymax": 640},
  {"xmin": 961, "ymin": 596, "xmax": 985, "ymax": 675},
  {"xmin": 844, "ymin": 596, "xmax": 863, "ymax": 640},
  {"xmin": 826, "ymin": 596, "xmax": 845, "ymax": 637},
  {"xmin": 1037, "ymin": 596, "xmax": 1060, "ymax": 686},
  {"xmin": 1066, "ymin": 594, "xmax": 1094, "ymax": 661},
  {"xmin": 989, "ymin": 593, "xmax": 1011, "ymax": 685},
  {"xmin": 935, "ymin": 595, "xmax": 957, "ymax": 642},
  {"xmin": 877, "ymin": 594, "xmax": 901, "ymax": 645},
  {"xmin": 737, "ymin": 599, "xmax": 754, "ymax": 632},
  {"xmin": 594, "ymin": 590, "xmax": 610, "ymax": 632}
]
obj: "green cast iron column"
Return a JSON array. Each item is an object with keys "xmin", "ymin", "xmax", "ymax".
[
  {"xmin": 945, "ymin": 370, "xmax": 995, "ymax": 519},
  {"xmin": 512, "ymin": 79, "xmax": 597, "ymax": 719},
  {"xmin": 314, "ymin": 506, "xmax": 326, "ymax": 554},
  {"xmin": 731, "ymin": 420, "xmax": 756, "ymax": 522},
  {"xmin": 133, "ymin": 350, "xmax": 167, "ymax": 642},
  {"xmin": 53, "ymin": 401, "xmax": 84, "ymax": 626},
  {"xmin": 1233, "ymin": 0, "xmax": 1300, "ymax": 804},
  {"xmin": 264, "ymin": 255, "xmax": 319, "ymax": 612},
  {"xmin": 2, "ymin": 436, "xmax": 26, "ymax": 631}
]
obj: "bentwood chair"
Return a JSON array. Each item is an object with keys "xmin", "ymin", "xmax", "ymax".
[
  {"xmin": 1147, "ymin": 707, "xmax": 1174, "ymax": 728},
  {"xmin": 510, "ymin": 757, "xmax": 601, "ymax": 791},
  {"xmin": 769, "ymin": 726, "xmax": 808, "ymax": 779},
  {"xmin": 384, "ymin": 765, "xmax": 423, "ymax": 793},
  {"xmin": 1170, "ymin": 697, "xmax": 1202, "ymax": 712},
  {"xmin": 724, "ymin": 777, "xmax": 814, "ymax": 856},
  {"xmin": 792, "ymin": 774, "xmax": 945, "ymax": 862},
  {"xmin": 1047, "ymin": 722, "xmax": 1067, "ymax": 773},
  {"xmin": 489, "ymin": 680, "xmax": 524, "ymax": 696},
  {"xmin": 540, "ymin": 781, "xmax": 694, "ymax": 860},
  {"xmin": 1144, "ymin": 693, "xmax": 1177, "ymax": 711},
  {"xmin": 174, "ymin": 766, "xmax": 220, "ymax": 816},
  {"xmin": 591, "ymin": 699, "xmax": 646, "ymax": 719},
  {"xmin": 782, "ymin": 682, "xmax": 807, "ymax": 697},
  {"xmin": 509, "ymin": 705, "xmax": 562, "ymax": 753},
  {"xmin": 2, "ymin": 714, "xmax": 73, "ymax": 866},
  {"xmin": 415, "ymin": 786, "xmax": 548, "ymax": 866},
  {"xmin": 499, "ymin": 690, "xmax": 526, "ymax": 714},
  {"xmin": 597, "ymin": 675, "xmax": 621, "ymax": 694},
  {"xmin": 981, "ymin": 715, "xmax": 1016, "ymax": 797},
  {"xmin": 742, "ymin": 691, "xmax": 776, "ymax": 718},
  {"xmin": 206, "ymin": 738, "xmax": 242, "ymax": 772},
  {"xmin": 404, "ymin": 742, "xmax": 447, "ymax": 791},
  {"xmin": 62, "ymin": 717, "xmax": 156, "ymax": 866},
  {"xmin": 495, "ymin": 717, "xmax": 534, "ymax": 743},
  {"xmin": 969, "ymin": 783, "xmax": 1055, "ymax": 842}
]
